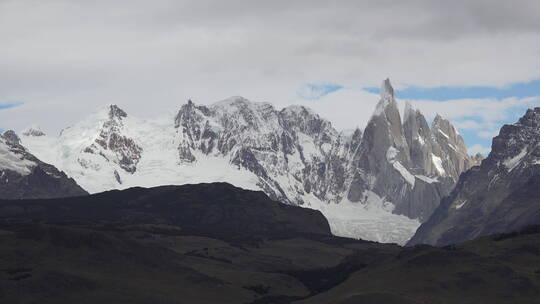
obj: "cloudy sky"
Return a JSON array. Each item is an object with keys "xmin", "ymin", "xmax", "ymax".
[{"xmin": 1, "ymin": 0, "xmax": 539, "ymax": 155}]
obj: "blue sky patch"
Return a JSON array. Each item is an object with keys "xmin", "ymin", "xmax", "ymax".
[
  {"xmin": 0, "ymin": 102, "xmax": 23, "ymax": 132},
  {"xmin": 364, "ymin": 78, "xmax": 540, "ymax": 101},
  {"xmin": 362, "ymin": 79, "xmax": 540, "ymax": 156},
  {"xmin": 0, "ymin": 102, "xmax": 23, "ymax": 110}
]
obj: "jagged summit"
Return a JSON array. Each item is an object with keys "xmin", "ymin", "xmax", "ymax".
[
  {"xmin": 86, "ymin": 104, "xmax": 128, "ymax": 121},
  {"xmin": 22, "ymin": 126, "xmax": 45, "ymax": 137},
  {"xmin": 281, "ymin": 104, "xmax": 318, "ymax": 117},
  {"xmin": 516, "ymin": 107, "xmax": 540, "ymax": 127},
  {"xmin": 372, "ymin": 78, "xmax": 399, "ymax": 119},
  {"xmin": 409, "ymin": 107, "xmax": 540, "ymax": 246},
  {"xmin": 212, "ymin": 96, "xmax": 256, "ymax": 108},
  {"xmin": 381, "ymin": 78, "xmax": 394, "ymax": 100},
  {"xmin": 403, "ymin": 100, "xmax": 414, "ymax": 117},
  {"xmin": 489, "ymin": 107, "xmax": 540, "ymax": 165},
  {"xmin": 107, "ymin": 104, "xmax": 127, "ymax": 119},
  {"xmin": 432, "ymin": 113, "xmax": 449, "ymax": 127},
  {"xmin": 2, "ymin": 130, "xmax": 21, "ymax": 145}
]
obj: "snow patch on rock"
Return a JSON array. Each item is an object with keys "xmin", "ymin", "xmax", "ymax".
[
  {"xmin": 431, "ymin": 153, "xmax": 446, "ymax": 176},
  {"xmin": 0, "ymin": 139, "xmax": 35, "ymax": 175},
  {"xmin": 503, "ymin": 147, "xmax": 528, "ymax": 171},
  {"xmin": 415, "ymin": 175, "xmax": 438, "ymax": 184},
  {"xmin": 387, "ymin": 147, "xmax": 415, "ymax": 186}
]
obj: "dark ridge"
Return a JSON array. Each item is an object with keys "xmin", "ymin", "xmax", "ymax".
[
  {"xmin": 1, "ymin": 182, "xmax": 540, "ymax": 303},
  {"xmin": 492, "ymin": 225, "xmax": 540, "ymax": 241},
  {"xmin": 0, "ymin": 182, "xmax": 331, "ymax": 239}
]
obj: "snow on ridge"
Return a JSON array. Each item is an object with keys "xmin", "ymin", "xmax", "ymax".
[
  {"xmin": 386, "ymin": 146, "xmax": 399, "ymax": 162},
  {"xmin": 22, "ymin": 125, "xmax": 46, "ymax": 137},
  {"xmin": 281, "ymin": 104, "xmax": 319, "ymax": 118},
  {"xmin": 415, "ymin": 174, "xmax": 438, "ymax": 184},
  {"xmin": 211, "ymin": 96, "xmax": 274, "ymax": 112},
  {"xmin": 0, "ymin": 138, "xmax": 36, "ymax": 175},
  {"xmin": 393, "ymin": 161, "xmax": 415, "ymax": 187},
  {"xmin": 503, "ymin": 147, "xmax": 528, "ymax": 171},
  {"xmin": 454, "ymin": 199, "xmax": 467, "ymax": 209},
  {"xmin": 437, "ymin": 129, "xmax": 450, "ymax": 139},
  {"xmin": 386, "ymin": 146, "xmax": 415, "ymax": 187}
]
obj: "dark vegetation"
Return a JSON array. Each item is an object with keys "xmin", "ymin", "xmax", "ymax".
[{"xmin": 0, "ymin": 183, "xmax": 539, "ymax": 303}]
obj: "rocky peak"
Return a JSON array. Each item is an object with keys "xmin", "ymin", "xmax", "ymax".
[
  {"xmin": 490, "ymin": 107, "xmax": 540, "ymax": 167},
  {"xmin": 22, "ymin": 127, "xmax": 45, "ymax": 137},
  {"xmin": 430, "ymin": 112, "xmax": 474, "ymax": 180},
  {"xmin": 431, "ymin": 114, "xmax": 466, "ymax": 150},
  {"xmin": 210, "ymin": 97, "xmax": 279, "ymax": 133},
  {"xmin": 381, "ymin": 78, "xmax": 394, "ymax": 100},
  {"xmin": 348, "ymin": 79, "xmax": 416, "ymax": 207},
  {"xmin": 81, "ymin": 104, "xmax": 142, "ymax": 174},
  {"xmin": 403, "ymin": 101, "xmax": 415, "ymax": 122},
  {"xmin": 517, "ymin": 107, "xmax": 540, "ymax": 128},
  {"xmin": 174, "ymin": 99, "xmax": 211, "ymax": 129},
  {"xmin": 408, "ymin": 107, "xmax": 540, "ymax": 246},
  {"xmin": 432, "ymin": 114, "xmax": 457, "ymax": 139},
  {"xmin": 280, "ymin": 105, "xmax": 336, "ymax": 142},
  {"xmin": 2, "ymin": 130, "xmax": 21, "ymax": 146},
  {"xmin": 173, "ymin": 100, "xmax": 216, "ymax": 161},
  {"xmin": 402, "ymin": 103, "xmax": 436, "ymax": 175},
  {"xmin": 363, "ymin": 78, "xmax": 409, "ymax": 166},
  {"xmin": 108, "ymin": 104, "xmax": 127, "ymax": 120}
]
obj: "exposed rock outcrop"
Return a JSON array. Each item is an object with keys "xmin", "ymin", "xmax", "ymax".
[
  {"xmin": 0, "ymin": 130, "xmax": 87, "ymax": 199},
  {"xmin": 409, "ymin": 107, "xmax": 540, "ymax": 246}
]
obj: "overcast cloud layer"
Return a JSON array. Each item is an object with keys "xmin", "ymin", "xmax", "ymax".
[{"xmin": 0, "ymin": 0, "xmax": 539, "ymax": 153}]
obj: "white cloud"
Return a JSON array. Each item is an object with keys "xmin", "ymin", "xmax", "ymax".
[
  {"xmin": 404, "ymin": 96, "xmax": 539, "ymax": 143},
  {"xmin": 468, "ymin": 144, "xmax": 491, "ymax": 156},
  {"xmin": 294, "ymin": 88, "xmax": 380, "ymax": 130},
  {"xmin": 297, "ymin": 83, "xmax": 343, "ymax": 100},
  {"xmin": 0, "ymin": 0, "xmax": 539, "ymax": 137},
  {"xmin": 477, "ymin": 130, "xmax": 500, "ymax": 139}
]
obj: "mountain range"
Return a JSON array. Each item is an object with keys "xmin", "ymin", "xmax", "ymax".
[{"xmin": 11, "ymin": 79, "xmax": 480, "ymax": 244}]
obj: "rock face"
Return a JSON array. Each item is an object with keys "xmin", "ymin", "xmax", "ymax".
[
  {"xmin": 21, "ymin": 127, "xmax": 45, "ymax": 137},
  {"xmin": 82, "ymin": 105, "xmax": 143, "ymax": 174},
  {"xmin": 348, "ymin": 79, "xmax": 477, "ymax": 222},
  {"xmin": 20, "ymin": 79, "xmax": 476, "ymax": 244},
  {"xmin": 0, "ymin": 130, "xmax": 87, "ymax": 199},
  {"xmin": 408, "ymin": 107, "xmax": 540, "ymax": 246}
]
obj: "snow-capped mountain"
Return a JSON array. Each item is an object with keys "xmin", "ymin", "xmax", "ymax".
[
  {"xmin": 409, "ymin": 107, "xmax": 540, "ymax": 246},
  {"xmin": 20, "ymin": 79, "xmax": 478, "ymax": 244},
  {"xmin": 0, "ymin": 130, "xmax": 87, "ymax": 199}
]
